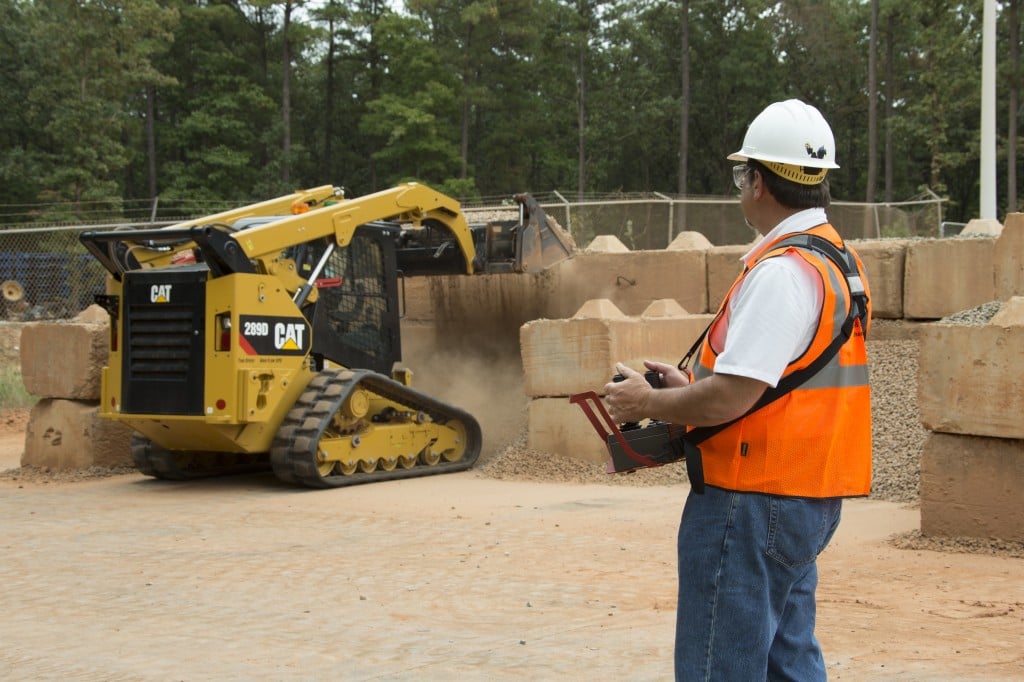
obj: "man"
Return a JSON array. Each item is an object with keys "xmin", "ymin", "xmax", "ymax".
[{"xmin": 603, "ymin": 99, "xmax": 872, "ymax": 681}]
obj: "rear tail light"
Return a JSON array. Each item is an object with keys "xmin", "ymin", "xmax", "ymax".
[{"xmin": 215, "ymin": 313, "xmax": 231, "ymax": 351}]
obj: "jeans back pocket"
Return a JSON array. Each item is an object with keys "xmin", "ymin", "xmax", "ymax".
[{"xmin": 766, "ymin": 497, "xmax": 842, "ymax": 568}]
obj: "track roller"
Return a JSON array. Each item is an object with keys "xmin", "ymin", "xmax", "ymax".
[{"xmin": 269, "ymin": 368, "xmax": 482, "ymax": 489}]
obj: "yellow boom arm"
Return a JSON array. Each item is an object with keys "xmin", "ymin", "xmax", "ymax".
[{"xmin": 234, "ymin": 182, "xmax": 478, "ymax": 274}]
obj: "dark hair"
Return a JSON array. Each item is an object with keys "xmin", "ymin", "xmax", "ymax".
[{"xmin": 747, "ymin": 159, "xmax": 831, "ymax": 210}]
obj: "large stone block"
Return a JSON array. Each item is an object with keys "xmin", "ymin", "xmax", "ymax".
[
  {"xmin": 23, "ymin": 398, "xmax": 133, "ymax": 469},
  {"xmin": 667, "ymin": 231, "xmax": 713, "ymax": 251},
  {"xmin": 847, "ymin": 238, "xmax": 908, "ymax": 319},
  {"xmin": 548, "ymin": 250, "xmax": 707, "ymax": 317},
  {"xmin": 961, "ymin": 218, "xmax": 1003, "ymax": 236},
  {"xmin": 584, "ymin": 235, "xmax": 629, "ymax": 253},
  {"xmin": 994, "ymin": 212, "xmax": 1024, "ymax": 300},
  {"xmin": 520, "ymin": 315, "xmax": 637, "ymax": 398},
  {"xmin": 903, "ymin": 237, "xmax": 996, "ymax": 320},
  {"xmin": 920, "ymin": 431, "xmax": 1024, "ymax": 542},
  {"xmin": 20, "ymin": 319, "xmax": 109, "ymax": 400},
  {"xmin": 414, "ymin": 271, "xmax": 556, "ymax": 358},
  {"xmin": 400, "ymin": 277, "xmax": 436, "ymax": 322},
  {"xmin": 705, "ymin": 244, "xmax": 747, "ymax": 312},
  {"xmin": 636, "ymin": 313, "xmax": 715, "ymax": 370},
  {"xmin": 527, "ymin": 397, "xmax": 609, "ymax": 465},
  {"xmin": 520, "ymin": 301, "xmax": 712, "ymax": 397},
  {"xmin": 918, "ymin": 298, "xmax": 1024, "ymax": 439}
]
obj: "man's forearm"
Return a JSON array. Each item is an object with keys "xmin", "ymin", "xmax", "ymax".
[{"xmin": 645, "ymin": 373, "xmax": 768, "ymax": 427}]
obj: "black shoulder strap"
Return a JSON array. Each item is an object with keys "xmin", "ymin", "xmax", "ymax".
[{"xmin": 684, "ymin": 233, "xmax": 869, "ymax": 446}]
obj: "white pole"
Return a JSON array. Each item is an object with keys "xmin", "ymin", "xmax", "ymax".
[{"xmin": 980, "ymin": 0, "xmax": 997, "ymax": 220}]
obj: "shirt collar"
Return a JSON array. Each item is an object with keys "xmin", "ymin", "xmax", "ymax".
[{"xmin": 741, "ymin": 207, "xmax": 829, "ymax": 266}]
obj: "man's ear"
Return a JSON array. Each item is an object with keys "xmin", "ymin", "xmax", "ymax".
[{"xmin": 751, "ymin": 170, "xmax": 763, "ymax": 197}]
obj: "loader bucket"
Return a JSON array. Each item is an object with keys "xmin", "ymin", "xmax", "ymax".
[{"xmin": 511, "ymin": 193, "xmax": 576, "ymax": 273}]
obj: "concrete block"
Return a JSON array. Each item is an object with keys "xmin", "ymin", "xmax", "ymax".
[
  {"xmin": 638, "ymin": 315, "xmax": 715, "ymax": 364},
  {"xmin": 994, "ymin": 213, "xmax": 1024, "ymax": 300},
  {"xmin": 705, "ymin": 244, "xmax": 747, "ymax": 313},
  {"xmin": 847, "ymin": 238, "xmax": 908, "ymax": 319},
  {"xmin": 20, "ymin": 320, "xmax": 109, "ymax": 400},
  {"xmin": 918, "ymin": 309, "xmax": 1024, "ymax": 439},
  {"xmin": 527, "ymin": 397, "xmax": 609, "ymax": 465},
  {"xmin": 73, "ymin": 304, "xmax": 108, "ymax": 324},
  {"xmin": 520, "ymin": 317, "xmax": 637, "ymax": 397},
  {"xmin": 585, "ymin": 235, "xmax": 629, "ymax": 253},
  {"xmin": 573, "ymin": 298, "xmax": 627, "ymax": 319},
  {"xmin": 400, "ymin": 277, "xmax": 435, "ymax": 322},
  {"xmin": 520, "ymin": 310, "xmax": 713, "ymax": 398},
  {"xmin": 667, "ymin": 231, "xmax": 713, "ymax": 251},
  {"xmin": 991, "ymin": 296, "xmax": 1024, "ymax": 325},
  {"xmin": 549, "ymin": 250, "xmax": 706, "ymax": 318},
  {"xmin": 23, "ymin": 398, "xmax": 133, "ymax": 469},
  {"xmin": 641, "ymin": 299, "xmax": 689, "ymax": 317},
  {"xmin": 903, "ymin": 238, "xmax": 996, "ymax": 320},
  {"xmin": 961, "ymin": 218, "xmax": 1003, "ymax": 236},
  {"xmin": 920, "ymin": 431, "xmax": 1024, "ymax": 542},
  {"xmin": 416, "ymin": 271, "xmax": 556, "ymax": 358}
]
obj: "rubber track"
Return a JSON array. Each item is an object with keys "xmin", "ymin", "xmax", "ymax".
[
  {"xmin": 131, "ymin": 434, "xmax": 268, "ymax": 481},
  {"xmin": 269, "ymin": 368, "xmax": 482, "ymax": 489}
]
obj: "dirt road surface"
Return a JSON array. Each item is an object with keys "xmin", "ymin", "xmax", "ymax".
[{"xmin": 1, "ymin": 426, "xmax": 1021, "ymax": 681}]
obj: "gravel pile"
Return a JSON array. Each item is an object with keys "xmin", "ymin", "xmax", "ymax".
[
  {"xmin": 1, "ymin": 464, "xmax": 138, "ymax": 485},
  {"xmin": 864, "ymin": 334, "xmax": 923, "ymax": 502}
]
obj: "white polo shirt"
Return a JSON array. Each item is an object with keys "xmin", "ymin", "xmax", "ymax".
[{"xmin": 712, "ymin": 208, "xmax": 828, "ymax": 388}]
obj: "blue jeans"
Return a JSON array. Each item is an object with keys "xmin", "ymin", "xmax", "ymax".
[{"xmin": 674, "ymin": 485, "xmax": 842, "ymax": 681}]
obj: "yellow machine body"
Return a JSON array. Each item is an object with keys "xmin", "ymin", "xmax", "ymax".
[{"xmin": 80, "ymin": 183, "xmax": 573, "ymax": 487}]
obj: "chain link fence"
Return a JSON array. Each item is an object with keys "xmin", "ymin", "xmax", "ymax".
[
  {"xmin": 501, "ymin": 190, "xmax": 946, "ymax": 250},
  {"xmin": 0, "ymin": 226, "xmax": 108, "ymax": 321},
  {"xmin": 0, "ymin": 191, "xmax": 946, "ymax": 322}
]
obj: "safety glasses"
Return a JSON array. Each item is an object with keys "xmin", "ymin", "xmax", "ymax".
[{"xmin": 732, "ymin": 164, "xmax": 748, "ymax": 190}]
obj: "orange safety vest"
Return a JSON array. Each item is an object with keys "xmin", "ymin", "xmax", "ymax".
[{"xmin": 690, "ymin": 223, "xmax": 872, "ymax": 498}]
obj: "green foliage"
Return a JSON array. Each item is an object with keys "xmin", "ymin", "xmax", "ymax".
[
  {"xmin": 0, "ymin": 0, "xmax": 1019, "ymax": 224},
  {"xmin": 433, "ymin": 177, "xmax": 480, "ymax": 200},
  {"xmin": 13, "ymin": 0, "xmax": 178, "ymax": 217},
  {"xmin": 879, "ymin": 216, "xmax": 913, "ymax": 239},
  {"xmin": 0, "ymin": 366, "xmax": 35, "ymax": 410}
]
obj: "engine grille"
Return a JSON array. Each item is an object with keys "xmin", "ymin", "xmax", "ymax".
[
  {"xmin": 120, "ymin": 266, "xmax": 207, "ymax": 415},
  {"xmin": 126, "ymin": 304, "xmax": 195, "ymax": 379}
]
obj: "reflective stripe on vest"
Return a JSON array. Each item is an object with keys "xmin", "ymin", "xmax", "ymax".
[{"xmin": 692, "ymin": 223, "xmax": 872, "ymax": 498}]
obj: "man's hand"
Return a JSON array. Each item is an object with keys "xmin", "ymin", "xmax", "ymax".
[
  {"xmin": 603, "ymin": 360, "xmax": 769, "ymax": 428},
  {"xmin": 603, "ymin": 363, "xmax": 652, "ymax": 424},
  {"xmin": 641, "ymin": 360, "xmax": 692, "ymax": 388}
]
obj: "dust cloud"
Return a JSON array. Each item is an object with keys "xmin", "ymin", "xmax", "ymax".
[{"xmin": 402, "ymin": 344, "xmax": 528, "ymax": 465}]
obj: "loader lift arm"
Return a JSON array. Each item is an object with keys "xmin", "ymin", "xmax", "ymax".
[
  {"xmin": 82, "ymin": 182, "xmax": 573, "ymax": 292},
  {"xmin": 82, "ymin": 183, "xmax": 479, "ymax": 280}
]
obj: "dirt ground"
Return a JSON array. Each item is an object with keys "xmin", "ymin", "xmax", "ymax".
[{"xmin": 0, "ymin": 410, "xmax": 1021, "ymax": 681}]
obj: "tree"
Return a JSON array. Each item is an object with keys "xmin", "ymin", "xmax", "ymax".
[
  {"xmin": 156, "ymin": 1, "xmax": 276, "ymax": 202},
  {"xmin": 0, "ymin": 1, "xmax": 44, "ymax": 208},
  {"xmin": 1004, "ymin": 0, "xmax": 1021, "ymax": 214},
  {"xmin": 16, "ymin": 0, "xmax": 176, "ymax": 219},
  {"xmin": 0, "ymin": 0, "xmax": 1016, "ymax": 228},
  {"xmin": 678, "ymin": 0, "xmax": 691, "ymax": 198},
  {"xmin": 866, "ymin": 0, "xmax": 879, "ymax": 205},
  {"xmin": 358, "ymin": 13, "xmax": 465, "ymax": 192},
  {"xmin": 307, "ymin": 1, "xmax": 354, "ymax": 182}
]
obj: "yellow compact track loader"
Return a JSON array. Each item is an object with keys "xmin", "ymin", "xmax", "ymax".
[{"xmin": 79, "ymin": 182, "xmax": 573, "ymax": 488}]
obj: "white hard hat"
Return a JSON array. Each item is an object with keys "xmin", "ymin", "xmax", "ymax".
[{"xmin": 728, "ymin": 99, "xmax": 838, "ymax": 185}]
